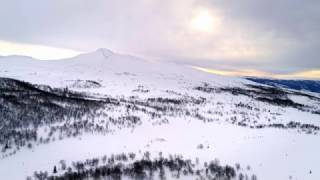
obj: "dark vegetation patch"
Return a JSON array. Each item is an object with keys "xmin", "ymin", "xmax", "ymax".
[
  {"xmin": 194, "ymin": 83, "xmax": 319, "ymax": 110},
  {"xmin": 0, "ymin": 78, "xmax": 206, "ymax": 155},
  {"xmin": 238, "ymin": 121, "xmax": 319, "ymax": 135},
  {"xmin": 30, "ymin": 152, "xmax": 256, "ymax": 180},
  {"xmin": 65, "ymin": 80, "xmax": 102, "ymax": 89},
  {"xmin": 221, "ymin": 85, "xmax": 304, "ymax": 109},
  {"xmin": 132, "ymin": 85, "xmax": 150, "ymax": 93},
  {"xmin": 147, "ymin": 97, "xmax": 184, "ymax": 105},
  {"xmin": 255, "ymin": 97, "xmax": 302, "ymax": 109},
  {"xmin": 0, "ymin": 78, "xmax": 106, "ymax": 154}
]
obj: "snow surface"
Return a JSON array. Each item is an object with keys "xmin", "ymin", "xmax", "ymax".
[{"xmin": 0, "ymin": 49, "xmax": 319, "ymax": 180}]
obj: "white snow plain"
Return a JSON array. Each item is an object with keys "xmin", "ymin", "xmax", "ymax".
[{"xmin": 0, "ymin": 49, "xmax": 319, "ymax": 180}]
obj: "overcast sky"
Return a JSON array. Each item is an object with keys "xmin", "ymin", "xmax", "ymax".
[{"xmin": 0, "ymin": 0, "xmax": 319, "ymax": 78}]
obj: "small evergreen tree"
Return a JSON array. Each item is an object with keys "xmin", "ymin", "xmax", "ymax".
[{"xmin": 53, "ymin": 166, "xmax": 57, "ymax": 174}]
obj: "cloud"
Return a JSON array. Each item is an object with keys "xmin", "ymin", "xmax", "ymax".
[
  {"xmin": 192, "ymin": 66, "xmax": 320, "ymax": 80},
  {"xmin": 0, "ymin": 0, "xmax": 319, "ymax": 75},
  {"xmin": 202, "ymin": 0, "xmax": 320, "ymax": 71}
]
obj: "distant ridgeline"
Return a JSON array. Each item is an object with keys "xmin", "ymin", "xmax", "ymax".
[{"xmin": 246, "ymin": 78, "xmax": 320, "ymax": 94}]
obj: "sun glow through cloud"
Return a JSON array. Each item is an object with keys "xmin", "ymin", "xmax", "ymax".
[
  {"xmin": 0, "ymin": 40, "xmax": 81, "ymax": 60},
  {"xmin": 190, "ymin": 9, "xmax": 221, "ymax": 33}
]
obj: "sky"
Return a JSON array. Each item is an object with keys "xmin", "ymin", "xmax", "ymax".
[{"xmin": 0, "ymin": 0, "xmax": 319, "ymax": 79}]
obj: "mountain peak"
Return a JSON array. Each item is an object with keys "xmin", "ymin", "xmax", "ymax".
[{"xmin": 95, "ymin": 48, "xmax": 114, "ymax": 57}]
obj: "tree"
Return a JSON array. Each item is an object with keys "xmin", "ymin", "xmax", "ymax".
[{"xmin": 53, "ymin": 166, "xmax": 57, "ymax": 174}]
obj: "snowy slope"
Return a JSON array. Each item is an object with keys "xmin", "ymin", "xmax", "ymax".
[
  {"xmin": 0, "ymin": 49, "xmax": 319, "ymax": 180},
  {"xmin": 0, "ymin": 48, "xmax": 244, "ymax": 93}
]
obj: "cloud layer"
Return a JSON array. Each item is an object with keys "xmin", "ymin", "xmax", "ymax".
[{"xmin": 0, "ymin": 0, "xmax": 319, "ymax": 75}]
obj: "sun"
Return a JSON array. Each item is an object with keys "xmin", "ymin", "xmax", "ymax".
[{"xmin": 190, "ymin": 10, "xmax": 220, "ymax": 33}]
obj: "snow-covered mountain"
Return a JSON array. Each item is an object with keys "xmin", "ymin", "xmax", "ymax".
[{"xmin": 0, "ymin": 49, "xmax": 319, "ymax": 180}]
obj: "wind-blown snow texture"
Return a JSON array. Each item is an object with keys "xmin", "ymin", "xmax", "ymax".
[{"xmin": 0, "ymin": 49, "xmax": 319, "ymax": 180}]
